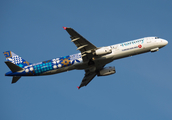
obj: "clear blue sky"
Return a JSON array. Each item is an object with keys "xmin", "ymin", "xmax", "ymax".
[{"xmin": 1, "ymin": 0, "xmax": 172, "ymax": 120}]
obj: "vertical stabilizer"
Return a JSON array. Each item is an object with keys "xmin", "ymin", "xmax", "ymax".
[
  {"xmin": 12, "ymin": 76, "xmax": 21, "ymax": 83},
  {"xmin": 3, "ymin": 51, "xmax": 32, "ymax": 68}
]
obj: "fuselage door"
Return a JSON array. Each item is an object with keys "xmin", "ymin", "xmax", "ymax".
[
  {"xmin": 146, "ymin": 38, "xmax": 151, "ymax": 43},
  {"xmin": 111, "ymin": 45, "xmax": 119, "ymax": 51}
]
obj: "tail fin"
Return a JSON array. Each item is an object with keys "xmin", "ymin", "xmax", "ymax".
[{"xmin": 3, "ymin": 51, "xmax": 32, "ymax": 68}]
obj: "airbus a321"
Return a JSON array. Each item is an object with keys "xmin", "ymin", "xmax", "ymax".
[{"xmin": 3, "ymin": 27, "xmax": 168, "ymax": 89}]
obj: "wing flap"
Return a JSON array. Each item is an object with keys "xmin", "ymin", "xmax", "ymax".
[
  {"xmin": 77, "ymin": 44, "xmax": 88, "ymax": 50},
  {"xmin": 71, "ymin": 37, "xmax": 80, "ymax": 42}
]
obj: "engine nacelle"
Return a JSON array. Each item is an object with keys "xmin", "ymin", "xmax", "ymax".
[
  {"xmin": 97, "ymin": 66, "xmax": 116, "ymax": 76},
  {"xmin": 95, "ymin": 47, "xmax": 112, "ymax": 56}
]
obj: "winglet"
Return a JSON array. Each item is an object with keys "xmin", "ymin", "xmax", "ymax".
[
  {"xmin": 77, "ymin": 86, "xmax": 80, "ymax": 89},
  {"xmin": 63, "ymin": 27, "xmax": 67, "ymax": 30}
]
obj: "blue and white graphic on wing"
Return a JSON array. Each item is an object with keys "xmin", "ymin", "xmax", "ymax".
[{"xmin": 70, "ymin": 53, "xmax": 82, "ymax": 64}]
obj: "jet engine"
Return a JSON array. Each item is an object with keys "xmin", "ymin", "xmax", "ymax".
[
  {"xmin": 97, "ymin": 66, "xmax": 116, "ymax": 76},
  {"xmin": 94, "ymin": 47, "xmax": 112, "ymax": 56}
]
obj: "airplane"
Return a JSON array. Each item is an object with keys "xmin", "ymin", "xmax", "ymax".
[{"xmin": 3, "ymin": 27, "xmax": 168, "ymax": 89}]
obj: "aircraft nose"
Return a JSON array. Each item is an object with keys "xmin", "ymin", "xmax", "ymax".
[
  {"xmin": 158, "ymin": 39, "xmax": 168, "ymax": 47},
  {"xmin": 162, "ymin": 39, "xmax": 168, "ymax": 46},
  {"xmin": 157, "ymin": 39, "xmax": 168, "ymax": 48}
]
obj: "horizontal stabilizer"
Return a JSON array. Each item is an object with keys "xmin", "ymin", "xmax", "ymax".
[
  {"xmin": 5, "ymin": 61, "xmax": 24, "ymax": 72},
  {"xmin": 12, "ymin": 76, "xmax": 21, "ymax": 83}
]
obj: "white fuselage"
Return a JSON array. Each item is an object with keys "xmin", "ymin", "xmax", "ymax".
[
  {"xmin": 4, "ymin": 37, "xmax": 168, "ymax": 77},
  {"xmin": 41, "ymin": 37, "xmax": 168, "ymax": 75},
  {"xmin": 93, "ymin": 37, "xmax": 167, "ymax": 65}
]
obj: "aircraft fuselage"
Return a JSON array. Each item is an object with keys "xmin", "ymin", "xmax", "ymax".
[{"xmin": 5, "ymin": 37, "xmax": 168, "ymax": 77}]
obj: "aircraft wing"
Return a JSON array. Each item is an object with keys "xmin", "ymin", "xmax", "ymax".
[
  {"xmin": 77, "ymin": 70, "xmax": 97, "ymax": 89},
  {"xmin": 64, "ymin": 27, "xmax": 97, "ymax": 62}
]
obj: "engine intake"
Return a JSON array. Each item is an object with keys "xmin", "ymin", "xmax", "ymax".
[
  {"xmin": 95, "ymin": 47, "xmax": 112, "ymax": 56},
  {"xmin": 97, "ymin": 66, "xmax": 116, "ymax": 76}
]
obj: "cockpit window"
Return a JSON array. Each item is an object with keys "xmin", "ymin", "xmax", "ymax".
[{"xmin": 155, "ymin": 37, "xmax": 159, "ymax": 39}]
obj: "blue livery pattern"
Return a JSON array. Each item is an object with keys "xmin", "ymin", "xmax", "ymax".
[
  {"xmin": 4, "ymin": 52, "xmax": 83, "ymax": 76},
  {"xmin": 3, "ymin": 51, "xmax": 32, "ymax": 68}
]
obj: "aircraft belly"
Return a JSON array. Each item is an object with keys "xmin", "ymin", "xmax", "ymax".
[
  {"xmin": 94, "ymin": 57, "xmax": 113, "ymax": 67},
  {"xmin": 73, "ymin": 62, "xmax": 88, "ymax": 70}
]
